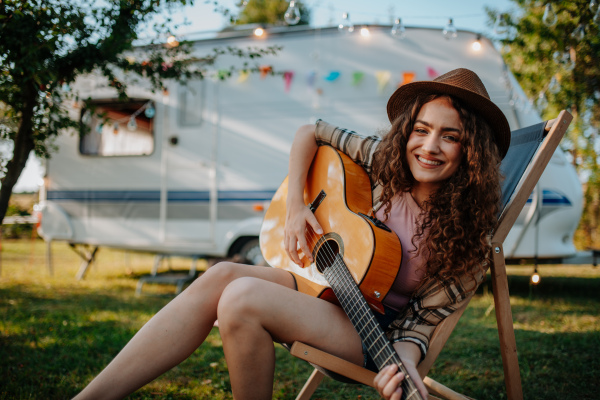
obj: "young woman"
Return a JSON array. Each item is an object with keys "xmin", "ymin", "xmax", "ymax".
[{"xmin": 73, "ymin": 68, "xmax": 510, "ymax": 400}]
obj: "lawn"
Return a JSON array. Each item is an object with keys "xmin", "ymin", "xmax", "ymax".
[{"xmin": 1, "ymin": 238, "xmax": 599, "ymax": 399}]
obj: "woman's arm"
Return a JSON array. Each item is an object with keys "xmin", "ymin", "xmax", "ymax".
[
  {"xmin": 284, "ymin": 124, "xmax": 323, "ymax": 266},
  {"xmin": 373, "ymin": 342, "xmax": 428, "ymax": 400}
]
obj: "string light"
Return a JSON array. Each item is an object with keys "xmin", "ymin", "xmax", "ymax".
[
  {"xmin": 442, "ymin": 18, "xmax": 457, "ymax": 39},
  {"xmin": 360, "ymin": 26, "xmax": 370, "ymax": 37},
  {"xmin": 253, "ymin": 27, "xmax": 265, "ymax": 37},
  {"xmin": 338, "ymin": 12, "xmax": 354, "ymax": 33},
  {"xmin": 390, "ymin": 18, "xmax": 406, "ymax": 39},
  {"xmin": 531, "ymin": 271, "xmax": 540, "ymax": 285},
  {"xmin": 542, "ymin": 3, "xmax": 557, "ymax": 26},
  {"xmin": 571, "ymin": 24, "xmax": 585, "ymax": 41},
  {"xmin": 166, "ymin": 35, "xmax": 179, "ymax": 47},
  {"xmin": 284, "ymin": 0, "xmax": 301, "ymax": 25},
  {"xmin": 127, "ymin": 116, "xmax": 138, "ymax": 131},
  {"xmin": 494, "ymin": 13, "xmax": 509, "ymax": 35},
  {"xmin": 472, "ymin": 34, "xmax": 482, "ymax": 51}
]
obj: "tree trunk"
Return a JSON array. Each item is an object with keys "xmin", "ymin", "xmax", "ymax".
[{"xmin": 0, "ymin": 85, "xmax": 37, "ymax": 224}]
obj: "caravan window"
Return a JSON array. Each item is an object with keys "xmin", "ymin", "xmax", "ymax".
[{"xmin": 80, "ymin": 99, "xmax": 155, "ymax": 156}]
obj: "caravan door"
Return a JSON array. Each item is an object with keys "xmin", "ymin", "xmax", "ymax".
[{"xmin": 161, "ymin": 80, "xmax": 218, "ymax": 246}]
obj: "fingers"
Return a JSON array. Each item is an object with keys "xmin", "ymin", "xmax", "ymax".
[
  {"xmin": 284, "ymin": 207, "xmax": 324, "ymax": 266},
  {"xmin": 374, "ymin": 364, "xmax": 405, "ymax": 400}
]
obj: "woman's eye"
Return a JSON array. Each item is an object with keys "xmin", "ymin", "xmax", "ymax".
[{"xmin": 444, "ymin": 135, "xmax": 459, "ymax": 142}]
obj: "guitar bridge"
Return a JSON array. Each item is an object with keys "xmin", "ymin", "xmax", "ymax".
[{"xmin": 308, "ymin": 190, "xmax": 326, "ymax": 213}]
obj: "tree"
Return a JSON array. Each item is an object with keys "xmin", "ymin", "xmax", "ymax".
[
  {"xmin": 0, "ymin": 0, "xmax": 279, "ymax": 224},
  {"xmin": 235, "ymin": 0, "xmax": 310, "ymax": 26},
  {"xmin": 487, "ymin": 0, "xmax": 600, "ymax": 248}
]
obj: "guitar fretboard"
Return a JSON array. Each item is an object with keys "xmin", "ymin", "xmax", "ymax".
[{"xmin": 323, "ymin": 254, "xmax": 422, "ymax": 400}]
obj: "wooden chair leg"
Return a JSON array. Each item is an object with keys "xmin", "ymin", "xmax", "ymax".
[
  {"xmin": 295, "ymin": 368, "xmax": 325, "ymax": 400},
  {"xmin": 491, "ymin": 243, "xmax": 524, "ymax": 400}
]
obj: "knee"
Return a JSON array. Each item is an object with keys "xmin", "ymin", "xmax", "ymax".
[
  {"xmin": 187, "ymin": 261, "xmax": 240, "ymax": 292},
  {"xmin": 217, "ymin": 277, "xmax": 263, "ymax": 334}
]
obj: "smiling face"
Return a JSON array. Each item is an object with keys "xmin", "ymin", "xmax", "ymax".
[{"xmin": 406, "ymin": 97, "xmax": 464, "ymax": 203}]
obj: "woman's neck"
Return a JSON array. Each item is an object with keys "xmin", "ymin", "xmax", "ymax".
[{"xmin": 410, "ymin": 183, "xmax": 439, "ymax": 208}]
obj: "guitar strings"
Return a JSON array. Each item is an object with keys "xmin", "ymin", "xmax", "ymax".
[{"xmin": 301, "ymin": 221, "xmax": 420, "ymax": 397}]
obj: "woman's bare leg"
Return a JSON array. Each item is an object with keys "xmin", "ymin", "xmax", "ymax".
[
  {"xmin": 217, "ymin": 277, "xmax": 364, "ymax": 400},
  {"xmin": 73, "ymin": 262, "xmax": 295, "ymax": 400}
]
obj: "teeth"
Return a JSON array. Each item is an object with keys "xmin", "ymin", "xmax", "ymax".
[{"xmin": 418, "ymin": 156, "xmax": 442, "ymax": 166}]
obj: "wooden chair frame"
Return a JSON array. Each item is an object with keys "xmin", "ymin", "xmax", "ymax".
[{"xmin": 287, "ymin": 110, "xmax": 573, "ymax": 400}]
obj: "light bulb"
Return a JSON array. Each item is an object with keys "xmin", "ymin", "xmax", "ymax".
[
  {"xmin": 531, "ymin": 272, "xmax": 540, "ymax": 284},
  {"xmin": 391, "ymin": 18, "xmax": 406, "ymax": 39},
  {"xmin": 443, "ymin": 18, "xmax": 457, "ymax": 40},
  {"xmin": 594, "ymin": 8, "xmax": 600, "ymax": 24},
  {"xmin": 571, "ymin": 24, "xmax": 585, "ymax": 41},
  {"xmin": 542, "ymin": 3, "xmax": 557, "ymax": 26},
  {"xmin": 494, "ymin": 13, "xmax": 509, "ymax": 35},
  {"xmin": 254, "ymin": 27, "xmax": 264, "ymax": 37},
  {"xmin": 360, "ymin": 27, "xmax": 370, "ymax": 37},
  {"xmin": 127, "ymin": 116, "xmax": 138, "ymax": 131},
  {"xmin": 472, "ymin": 34, "xmax": 482, "ymax": 51},
  {"xmin": 548, "ymin": 76, "xmax": 561, "ymax": 94},
  {"xmin": 166, "ymin": 35, "xmax": 179, "ymax": 48},
  {"xmin": 144, "ymin": 104, "xmax": 155, "ymax": 118},
  {"xmin": 338, "ymin": 12, "xmax": 354, "ymax": 33},
  {"xmin": 284, "ymin": 1, "xmax": 301, "ymax": 25},
  {"xmin": 590, "ymin": 0, "xmax": 598, "ymax": 13},
  {"xmin": 536, "ymin": 92, "xmax": 549, "ymax": 110},
  {"xmin": 82, "ymin": 110, "xmax": 92, "ymax": 125}
]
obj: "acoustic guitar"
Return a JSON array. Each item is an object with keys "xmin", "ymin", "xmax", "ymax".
[{"xmin": 260, "ymin": 145, "xmax": 423, "ymax": 400}]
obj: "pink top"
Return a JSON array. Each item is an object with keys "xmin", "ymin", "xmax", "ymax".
[{"xmin": 376, "ymin": 191, "xmax": 427, "ymax": 311}]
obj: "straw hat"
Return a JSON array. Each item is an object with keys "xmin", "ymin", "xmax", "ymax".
[{"xmin": 386, "ymin": 68, "xmax": 511, "ymax": 159}]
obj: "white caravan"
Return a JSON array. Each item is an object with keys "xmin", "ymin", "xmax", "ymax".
[{"xmin": 37, "ymin": 25, "xmax": 583, "ymax": 269}]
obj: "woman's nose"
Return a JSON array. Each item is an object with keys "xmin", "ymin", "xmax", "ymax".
[{"xmin": 421, "ymin": 133, "xmax": 441, "ymax": 153}]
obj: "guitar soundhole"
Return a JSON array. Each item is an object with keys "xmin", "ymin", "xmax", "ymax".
[{"xmin": 314, "ymin": 238, "xmax": 340, "ymax": 274}]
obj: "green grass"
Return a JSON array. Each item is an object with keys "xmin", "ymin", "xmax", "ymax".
[{"xmin": 1, "ymin": 239, "xmax": 599, "ymax": 399}]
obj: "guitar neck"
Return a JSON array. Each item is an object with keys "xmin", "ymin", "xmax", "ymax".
[{"xmin": 324, "ymin": 255, "xmax": 423, "ymax": 400}]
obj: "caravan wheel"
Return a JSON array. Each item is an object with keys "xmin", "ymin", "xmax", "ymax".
[{"xmin": 238, "ymin": 238, "xmax": 265, "ymax": 266}]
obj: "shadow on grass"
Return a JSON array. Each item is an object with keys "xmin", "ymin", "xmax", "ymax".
[{"xmin": 0, "ymin": 286, "xmax": 229, "ymax": 399}]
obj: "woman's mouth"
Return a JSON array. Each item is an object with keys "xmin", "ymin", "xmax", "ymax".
[{"xmin": 417, "ymin": 155, "xmax": 443, "ymax": 166}]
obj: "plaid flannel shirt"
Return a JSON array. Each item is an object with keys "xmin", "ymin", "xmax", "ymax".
[{"xmin": 315, "ymin": 119, "xmax": 483, "ymax": 361}]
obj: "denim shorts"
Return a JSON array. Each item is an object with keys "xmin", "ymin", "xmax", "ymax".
[{"xmin": 362, "ymin": 305, "xmax": 399, "ymax": 372}]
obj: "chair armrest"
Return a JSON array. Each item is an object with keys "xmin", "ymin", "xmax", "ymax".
[{"xmin": 289, "ymin": 341, "xmax": 376, "ymax": 386}]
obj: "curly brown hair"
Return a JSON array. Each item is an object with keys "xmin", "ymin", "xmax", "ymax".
[{"xmin": 372, "ymin": 93, "xmax": 502, "ymax": 288}]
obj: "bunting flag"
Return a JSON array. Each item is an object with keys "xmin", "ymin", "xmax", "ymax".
[
  {"xmin": 400, "ymin": 71, "xmax": 416, "ymax": 86},
  {"xmin": 238, "ymin": 70, "xmax": 250, "ymax": 83},
  {"xmin": 306, "ymin": 70, "xmax": 317, "ymax": 87},
  {"xmin": 427, "ymin": 66, "xmax": 439, "ymax": 79},
  {"xmin": 259, "ymin": 65, "xmax": 273, "ymax": 79},
  {"xmin": 352, "ymin": 71, "xmax": 365, "ymax": 86},
  {"xmin": 324, "ymin": 71, "xmax": 341, "ymax": 81},
  {"xmin": 375, "ymin": 70, "xmax": 391, "ymax": 93},
  {"xmin": 283, "ymin": 71, "xmax": 294, "ymax": 92}
]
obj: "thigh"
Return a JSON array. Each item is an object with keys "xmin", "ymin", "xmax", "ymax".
[{"xmin": 219, "ymin": 277, "xmax": 364, "ymax": 366}]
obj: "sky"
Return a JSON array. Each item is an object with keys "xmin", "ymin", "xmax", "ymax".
[{"xmin": 12, "ymin": 0, "xmax": 516, "ymax": 192}]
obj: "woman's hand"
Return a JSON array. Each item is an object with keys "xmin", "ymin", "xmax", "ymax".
[
  {"xmin": 284, "ymin": 197, "xmax": 322, "ymax": 266},
  {"xmin": 374, "ymin": 342, "xmax": 428, "ymax": 400},
  {"xmin": 373, "ymin": 361, "xmax": 428, "ymax": 400},
  {"xmin": 284, "ymin": 124, "xmax": 322, "ymax": 266}
]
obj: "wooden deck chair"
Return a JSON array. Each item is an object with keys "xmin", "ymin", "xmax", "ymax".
[{"xmin": 286, "ymin": 110, "xmax": 573, "ymax": 400}]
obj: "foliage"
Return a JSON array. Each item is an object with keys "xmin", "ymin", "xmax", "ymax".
[
  {"xmin": 234, "ymin": 0, "xmax": 310, "ymax": 26},
  {"xmin": 1, "ymin": 240, "xmax": 599, "ymax": 399},
  {"xmin": 0, "ymin": 0, "xmax": 280, "ymax": 224},
  {"xmin": 486, "ymin": 0, "xmax": 600, "ymax": 248}
]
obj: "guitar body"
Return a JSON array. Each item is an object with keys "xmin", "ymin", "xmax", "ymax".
[{"xmin": 260, "ymin": 145, "xmax": 402, "ymax": 313}]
